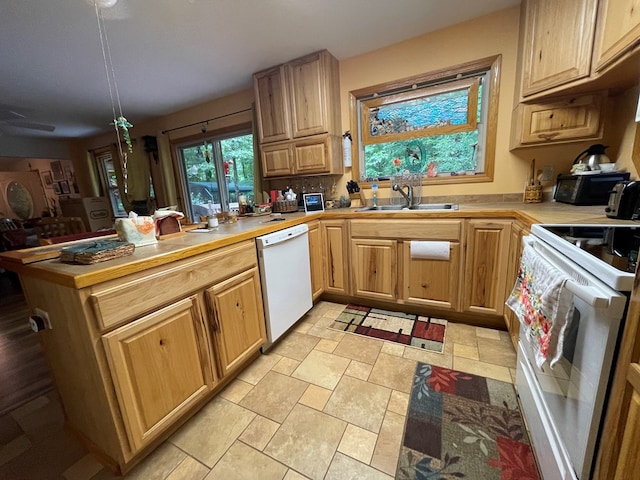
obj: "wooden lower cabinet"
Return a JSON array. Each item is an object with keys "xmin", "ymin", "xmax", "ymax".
[
  {"xmin": 17, "ymin": 240, "xmax": 266, "ymax": 473},
  {"xmin": 308, "ymin": 220, "xmax": 324, "ymax": 300},
  {"xmin": 401, "ymin": 240, "xmax": 461, "ymax": 311},
  {"xmin": 102, "ymin": 296, "xmax": 215, "ymax": 452},
  {"xmin": 614, "ymin": 364, "xmax": 640, "ymax": 479},
  {"xmin": 462, "ymin": 219, "xmax": 512, "ymax": 316},
  {"xmin": 205, "ymin": 267, "xmax": 266, "ymax": 377},
  {"xmin": 322, "ymin": 219, "xmax": 350, "ymax": 295},
  {"xmin": 351, "ymin": 238, "xmax": 397, "ymax": 301},
  {"xmin": 503, "ymin": 223, "xmax": 529, "ymax": 348}
]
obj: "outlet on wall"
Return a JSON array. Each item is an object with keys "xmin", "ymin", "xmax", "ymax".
[
  {"xmin": 541, "ymin": 165, "xmax": 554, "ymax": 182},
  {"xmin": 34, "ymin": 307, "xmax": 52, "ymax": 329}
]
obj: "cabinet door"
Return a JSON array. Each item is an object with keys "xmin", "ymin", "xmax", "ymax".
[
  {"xmin": 293, "ymin": 136, "xmax": 331, "ymax": 174},
  {"xmin": 520, "ymin": 0, "xmax": 597, "ymax": 96},
  {"xmin": 594, "ymin": 0, "xmax": 640, "ymax": 72},
  {"xmin": 261, "ymin": 143, "xmax": 293, "ymax": 177},
  {"xmin": 510, "ymin": 92, "xmax": 605, "ymax": 148},
  {"xmin": 401, "ymin": 241, "xmax": 461, "ymax": 311},
  {"xmin": 288, "ymin": 51, "xmax": 329, "ymax": 138},
  {"xmin": 253, "ymin": 65, "xmax": 291, "ymax": 143},
  {"xmin": 102, "ymin": 296, "xmax": 214, "ymax": 452},
  {"xmin": 206, "ymin": 267, "xmax": 266, "ymax": 378},
  {"xmin": 308, "ymin": 221, "xmax": 324, "ymax": 301},
  {"xmin": 462, "ymin": 220, "xmax": 512, "ymax": 316},
  {"xmin": 322, "ymin": 219, "xmax": 350, "ymax": 295},
  {"xmin": 351, "ymin": 238, "xmax": 397, "ymax": 301}
]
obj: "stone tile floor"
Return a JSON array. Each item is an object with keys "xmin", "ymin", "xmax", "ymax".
[{"xmin": 0, "ymin": 301, "xmax": 517, "ymax": 480}]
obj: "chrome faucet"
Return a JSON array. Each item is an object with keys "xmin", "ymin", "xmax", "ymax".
[{"xmin": 392, "ymin": 183, "xmax": 413, "ymax": 208}]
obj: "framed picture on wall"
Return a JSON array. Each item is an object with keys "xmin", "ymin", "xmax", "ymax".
[
  {"xmin": 41, "ymin": 170, "xmax": 54, "ymax": 188},
  {"xmin": 51, "ymin": 161, "xmax": 64, "ymax": 181},
  {"xmin": 59, "ymin": 180, "xmax": 70, "ymax": 194},
  {"xmin": 53, "ymin": 182, "xmax": 62, "ymax": 195}
]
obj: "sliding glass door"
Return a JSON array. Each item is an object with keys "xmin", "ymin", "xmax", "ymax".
[{"xmin": 177, "ymin": 130, "xmax": 254, "ymax": 221}]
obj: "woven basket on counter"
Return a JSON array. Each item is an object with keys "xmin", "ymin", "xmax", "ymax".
[
  {"xmin": 523, "ymin": 184, "xmax": 543, "ymax": 203},
  {"xmin": 272, "ymin": 200, "xmax": 299, "ymax": 213}
]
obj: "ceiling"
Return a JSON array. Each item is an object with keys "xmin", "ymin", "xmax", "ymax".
[{"xmin": 0, "ymin": 0, "xmax": 520, "ymax": 140}]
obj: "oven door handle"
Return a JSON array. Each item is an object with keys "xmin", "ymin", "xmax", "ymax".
[{"xmin": 523, "ymin": 236, "xmax": 611, "ymax": 309}]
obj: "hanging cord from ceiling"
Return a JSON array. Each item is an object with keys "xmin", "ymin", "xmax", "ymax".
[
  {"xmin": 160, "ymin": 107, "xmax": 252, "ymax": 135},
  {"xmin": 94, "ymin": 0, "xmax": 132, "ymax": 191}
]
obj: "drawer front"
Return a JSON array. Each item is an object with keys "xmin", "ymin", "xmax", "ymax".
[
  {"xmin": 350, "ymin": 219, "xmax": 462, "ymax": 240},
  {"xmin": 91, "ymin": 241, "xmax": 257, "ymax": 331}
]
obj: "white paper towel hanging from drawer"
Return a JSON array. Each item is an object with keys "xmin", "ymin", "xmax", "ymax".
[{"xmin": 410, "ymin": 241, "xmax": 450, "ymax": 260}]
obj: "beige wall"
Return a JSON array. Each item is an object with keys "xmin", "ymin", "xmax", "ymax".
[
  {"xmin": 336, "ymin": 5, "xmax": 638, "ymax": 200},
  {"xmin": 68, "ymin": 4, "xmax": 639, "ymax": 204}
]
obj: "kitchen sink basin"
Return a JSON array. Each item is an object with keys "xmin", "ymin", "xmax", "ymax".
[
  {"xmin": 356, "ymin": 203, "xmax": 459, "ymax": 212},
  {"xmin": 409, "ymin": 203, "xmax": 459, "ymax": 210}
]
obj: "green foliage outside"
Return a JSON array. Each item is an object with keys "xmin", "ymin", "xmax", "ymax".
[
  {"xmin": 363, "ymin": 79, "xmax": 484, "ymax": 180},
  {"xmin": 363, "ymin": 131, "xmax": 479, "ymax": 179},
  {"xmin": 182, "ymin": 133, "xmax": 255, "ymax": 206}
]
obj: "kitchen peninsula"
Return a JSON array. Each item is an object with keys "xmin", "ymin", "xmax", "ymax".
[{"xmin": 0, "ymin": 202, "xmax": 629, "ymax": 474}]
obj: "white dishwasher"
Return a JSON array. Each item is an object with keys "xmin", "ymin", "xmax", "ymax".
[{"xmin": 256, "ymin": 223, "xmax": 312, "ymax": 348}]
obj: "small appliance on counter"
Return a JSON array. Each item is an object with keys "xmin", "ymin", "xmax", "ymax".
[
  {"xmin": 606, "ymin": 181, "xmax": 640, "ymax": 218},
  {"xmin": 571, "ymin": 143, "xmax": 611, "ymax": 173},
  {"xmin": 553, "ymin": 171, "xmax": 630, "ymax": 205}
]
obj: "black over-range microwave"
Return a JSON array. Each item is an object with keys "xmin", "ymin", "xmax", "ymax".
[{"xmin": 553, "ymin": 172, "xmax": 630, "ymax": 205}]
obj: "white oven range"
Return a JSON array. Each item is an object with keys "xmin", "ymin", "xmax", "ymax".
[{"xmin": 515, "ymin": 224, "xmax": 637, "ymax": 480}]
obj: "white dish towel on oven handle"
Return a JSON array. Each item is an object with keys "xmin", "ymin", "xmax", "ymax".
[{"xmin": 506, "ymin": 243, "xmax": 575, "ymax": 369}]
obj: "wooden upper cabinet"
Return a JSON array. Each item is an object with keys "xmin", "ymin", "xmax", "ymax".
[
  {"xmin": 510, "ymin": 91, "xmax": 606, "ymax": 148},
  {"xmin": 593, "ymin": 0, "xmax": 640, "ymax": 72},
  {"xmin": 520, "ymin": 0, "xmax": 598, "ymax": 97},
  {"xmin": 102, "ymin": 296, "xmax": 214, "ymax": 452},
  {"xmin": 288, "ymin": 51, "xmax": 331, "ymax": 138},
  {"xmin": 253, "ymin": 50, "xmax": 342, "ymax": 177},
  {"xmin": 254, "ymin": 65, "xmax": 290, "ymax": 144}
]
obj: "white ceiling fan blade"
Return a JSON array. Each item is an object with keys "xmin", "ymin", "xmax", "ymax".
[{"xmin": 5, "ymin": 120, "xmax": 56, "ymax": 132}]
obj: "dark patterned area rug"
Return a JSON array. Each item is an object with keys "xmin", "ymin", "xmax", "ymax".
[
  {"xmin": 396, "ymin": 362, "xmax": 539, "ymax": 480},
  {"xmin": 329, "ymin": 304, "xmax": 446, "ymax": 353}
]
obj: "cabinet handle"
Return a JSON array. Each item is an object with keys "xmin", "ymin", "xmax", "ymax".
[{"xmin": 537, "ymin": 132, "xmax": 560, "ymax": 141}]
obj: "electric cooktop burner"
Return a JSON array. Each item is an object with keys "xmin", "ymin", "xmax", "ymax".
[{"xmin": 532, "ymin": 224, "xmax": 640, "ymax": 291}]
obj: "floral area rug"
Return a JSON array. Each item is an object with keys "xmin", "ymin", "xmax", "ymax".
[
  {"xmin": 396, "ymin": 362, "xmax": 539, "ymax": 480},
  {"xmin": 329, "ymin": 304, "xmax": 446, "ymax": 353}
]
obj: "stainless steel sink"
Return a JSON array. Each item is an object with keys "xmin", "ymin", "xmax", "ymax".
[
  {"xmin": 409, "ymin": 203, "xmax": 459, "ymax": 211},
  {"xmin": 356, "ymin": 203, "xmax": 459, "ymax": 212}
]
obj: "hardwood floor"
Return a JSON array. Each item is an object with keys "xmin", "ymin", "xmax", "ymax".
[{"xmin": 0, "ymin": 272, "xmax": 53, "ymax": 415}]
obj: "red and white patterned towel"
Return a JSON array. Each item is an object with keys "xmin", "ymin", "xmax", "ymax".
[{"xmin": 506, "ymin": 244, "xmax": 575, "ymax": 369}]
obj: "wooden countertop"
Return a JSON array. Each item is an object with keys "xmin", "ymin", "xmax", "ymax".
[{"xmin": 2, "ymin": 201, "xmax": 636, "ymax": 289}]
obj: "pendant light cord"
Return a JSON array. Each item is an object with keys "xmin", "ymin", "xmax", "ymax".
[{"xmin": 95, "ymin": 2, "xmax": 127, "ymax": 191}]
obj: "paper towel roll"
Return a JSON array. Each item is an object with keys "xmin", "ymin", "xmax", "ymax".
[{"xmin": 410, "ymin": 241, "xmax": 450, "ymax": 260}]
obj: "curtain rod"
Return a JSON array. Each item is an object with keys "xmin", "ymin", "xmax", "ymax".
[{"xmin": 161, "ymin": 107, "xmax": 253, "ymax": 135}]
